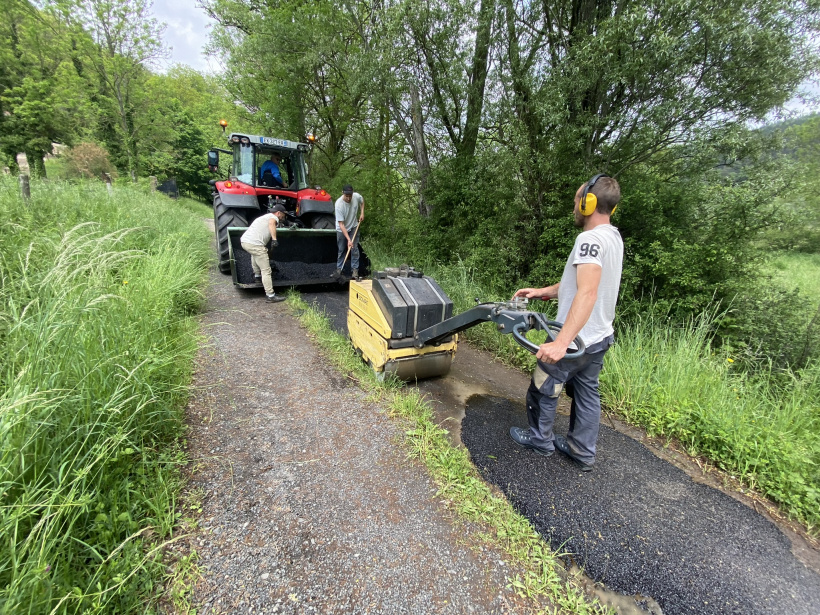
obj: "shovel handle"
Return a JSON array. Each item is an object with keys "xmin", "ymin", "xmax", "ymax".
[{"xmin": 341, "ymin": 224, "xmax": 360, "ymax": 269}]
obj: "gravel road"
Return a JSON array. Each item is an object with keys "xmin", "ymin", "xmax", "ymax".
[
  {"xmin": 177, "ymin": 269, "xmax": 550, "ymax": 614},
  {"xmin": 302, "ymin": 287, "xmax": 820, "ymax": 615}
]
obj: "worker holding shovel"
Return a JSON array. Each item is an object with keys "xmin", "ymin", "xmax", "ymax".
[{"xmin": 333, "ymin": 184, "xmax": 365, "ymax": 280}]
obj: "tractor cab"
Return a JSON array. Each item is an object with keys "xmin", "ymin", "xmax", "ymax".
[
  {"xmin": 209, "ymin": 133, "xmax": 310, "ymax": 191},
  {"xmin": 207, "ymin": 132, "xmax": 335, "ymax": 230}
]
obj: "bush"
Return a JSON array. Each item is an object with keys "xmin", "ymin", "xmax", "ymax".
[{"xmin": 62, "ymin": 142, "xmax": 117, "ymax": 180}]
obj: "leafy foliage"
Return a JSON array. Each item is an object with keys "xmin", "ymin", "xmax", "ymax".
[
  {"xmin": 0, "ymin": 0, "xmax": 82, "ymax": 176},
  {"xmin": 0, "ymin": 1, "xmax": 245, "ymax": 198}
]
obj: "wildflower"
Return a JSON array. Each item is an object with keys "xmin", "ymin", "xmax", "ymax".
[
  {"xmin": 727, "ymin": 358, "xmax": 734, "ymax": 363},
  {"xmin": 123, "ymin": 280, "xmax": 129, "ymax": 285}
]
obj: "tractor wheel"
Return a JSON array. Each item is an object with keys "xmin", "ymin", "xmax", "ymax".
[
  {"xmin": 213, "ymin": 195, "xmax": 248, "ymax": 274},
  {"xmin": 310, "ymin": 214, "xmax": 336, "ymax": 230}
]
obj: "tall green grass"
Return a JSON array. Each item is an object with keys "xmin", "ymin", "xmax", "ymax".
[
  {"xmin": 768, "ymin": 251, "xmax": 820, "ymax": 306},
  {"xmin": 364, "ymin": 240, "xmax": 820, "ymax": 532},
  {"xmin": 0, "ymin": 179, "xmax": 211, "ymax": 613},
  {"xmin": 602, "ymin": 313, "xmax": 820, "ymax": 530}
]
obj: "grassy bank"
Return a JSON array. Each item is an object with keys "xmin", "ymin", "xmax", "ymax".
[
  {"xmin": 0, "ymin": 179, "xmax": 211, "ymax": 613},
  {"xmin": 363, "ymin": 242, "xmax": 820, "ymax": 533},
  {"xmin": 602, "ymin": 314, "xmax": 820, "ymax": 530},
  {"xmin": 290, "ymin": 294, "xmax": 601, "ymax": 614},
  {"xmin": 768, "ymin": 251, "xmax": 820, "ymax": 306}
]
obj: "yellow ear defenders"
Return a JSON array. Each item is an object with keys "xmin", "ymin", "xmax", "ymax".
[{"xmin": 580, "ymin": 173, "xmax": 609, "ymax": 216}]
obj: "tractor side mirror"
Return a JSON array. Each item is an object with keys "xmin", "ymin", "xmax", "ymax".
[{"xmin": 207, "ymin": 150, "xmax": 219, "ymax": 171}]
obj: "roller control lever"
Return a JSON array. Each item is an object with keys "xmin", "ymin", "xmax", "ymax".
[{"xmin": 413, "ymin": 300, "xmax": 585, "ymax": 360}]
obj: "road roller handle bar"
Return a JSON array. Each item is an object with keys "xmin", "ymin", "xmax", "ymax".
[{"xmin": 412, "ymin": 302, "xmax": 586, "ymax": 360}]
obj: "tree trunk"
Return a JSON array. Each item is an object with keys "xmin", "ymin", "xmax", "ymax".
[
  {"xmin": 113, "ymin": 81, "xmax": 137, "ymax": 182},
  {"xmin": 383, "ymin": 108, "xmax": 395, "ymax": 236},
  {"xmin": 410, "ymin": 85, "xmax": 431, "ymax": 217},
  {"xmin": 460, "ymin": 0, "xmax": 495, "ymax": 162},
  {"xmin": 25, "ymin": 151, "xmax": 47, "ymax": 179}
]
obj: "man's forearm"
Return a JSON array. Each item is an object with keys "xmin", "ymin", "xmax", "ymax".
[{"xmin": 536, "ymin": 283, "xmax": 559, "ymax": 299}]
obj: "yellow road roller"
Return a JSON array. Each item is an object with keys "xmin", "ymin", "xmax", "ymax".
[{"xmin": 348, "ymin": 266, "xmax": 586, "ymax": 381}]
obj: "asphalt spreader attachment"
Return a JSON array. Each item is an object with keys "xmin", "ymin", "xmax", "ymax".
[
  {"xmin": 227, "ymin": 226, "xmax": 371, "ymax": 288},
  {"xmin": 348, "ymin": 266, "xmax": 586, "ymax": 382}
]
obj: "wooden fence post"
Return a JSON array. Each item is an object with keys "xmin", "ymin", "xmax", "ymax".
[
  {"xmin": 104, "ymin": 173, "xmax": 113, "ymax": 196},
  {"xmin": 19, "ymin": 174, "xmax": 30, "ymax": 203},
  {"xmin": 149, "ymin": 175, "xmax": 157, "ymax": 191}
]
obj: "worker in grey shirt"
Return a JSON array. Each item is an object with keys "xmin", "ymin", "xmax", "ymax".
[
  {"xmin": 510, "ymin": 174, "xmax": 624, "ymax": 471},
  {"xmin": 240, "ymin": 204, "xmax": 287, "ymax": 303},
  {"xmin": 333, "ymin": 184, "xmax": 364, "ymax": 279}
]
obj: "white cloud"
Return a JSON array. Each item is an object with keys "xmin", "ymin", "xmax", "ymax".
[{"xmin": 152, "ymin": 0, "xmax": 218, "ymax": 73}]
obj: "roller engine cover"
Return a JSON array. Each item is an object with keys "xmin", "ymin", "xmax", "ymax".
[{"xmin": 370, "ymin": 270, "xmax": 453, "ymax": 339}]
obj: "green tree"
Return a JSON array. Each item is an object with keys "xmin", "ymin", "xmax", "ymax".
[
  {"xmin": 496, "ymin": 0, "xmax": 819, "ymax": 211},
  {"xmin": 64, "ymin": 0, "xmax": 167, "ymax": 181},
  {"xmin": 204, "ymin": 0, "xmax": 371, "ymax": 183},
  {"xmin": 158, "ymin": 65, "xmax": 243, "ymax": 148},
  {"xmin": 0, "ymin": 0, "xmax": 79, "ymax": 177},
  {"xmin": 420, "ymin": 0, "xmax": 820, "ymax": 285},
  {"xmin": 137, "ymin": 90, "xmax": 211, "ymax": 199}
]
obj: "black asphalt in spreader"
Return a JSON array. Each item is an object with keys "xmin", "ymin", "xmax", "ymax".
[{"xmin": 230, "ymin": 232, "xmax": 369, "ymax": 288}]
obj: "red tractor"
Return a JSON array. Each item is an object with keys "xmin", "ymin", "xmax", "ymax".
[{"xmin": 207, "ymin": 132, "xmax": 369, "ymax": 286}]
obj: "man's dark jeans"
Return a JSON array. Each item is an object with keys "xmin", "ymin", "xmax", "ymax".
[{"xmin": 336, "ymin": 226, "xmax": 359, "ymax": 271}]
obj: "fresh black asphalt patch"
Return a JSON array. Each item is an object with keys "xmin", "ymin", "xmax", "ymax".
[
  {"xmin": 303, "ymin": 288, "xmax": 820, "ymax": 615},
  {"xmin": 463, "ymin": 395, "xmax": 820, "ymax": 615}
]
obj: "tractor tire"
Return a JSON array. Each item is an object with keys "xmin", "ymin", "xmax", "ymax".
[
  {"xmin": 213, "ymin": 195, "xmax": 248, "ymax": 274},
  {"xmin": 310, "ymin": 213, "xmax": 336, "ymax": 230}
]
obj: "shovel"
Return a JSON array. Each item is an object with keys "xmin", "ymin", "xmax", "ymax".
[{"xmin": 337, "ymin": 224, "xmax": 361, "ymax": 281}]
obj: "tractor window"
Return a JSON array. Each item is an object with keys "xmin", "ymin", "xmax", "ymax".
[
  {"xmin": 255, "ymin": 149, "xmax": 309, "ymax": 190},
  {"xmin": 288, "ymin": 151, "xmax": 308, "ymax": 190},
  {"xmin": 233, "ymin": 143, "xmax": 254, "ymax": 185}
]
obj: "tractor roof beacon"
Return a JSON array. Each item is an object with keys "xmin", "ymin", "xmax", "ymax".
[{"xmin": 207, "ymin": 132, "xmax": 370, "ymax": 288}]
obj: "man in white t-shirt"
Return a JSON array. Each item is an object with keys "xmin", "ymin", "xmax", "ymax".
[
  {"xmin": 240, "ymin": 204, "xmax": 288, "ymax": 303},
  {"xmin": 333, "ymin": 184, "xmax": 364, "ymax": 279},
  {"xmin": 510, "ymin": 175, "xmax": 623, "ymax": 471}
]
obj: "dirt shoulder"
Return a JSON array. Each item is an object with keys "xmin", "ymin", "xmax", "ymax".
[{"xmin": 172, "ymin": 268, "xmax": 550, "ymax": 614}]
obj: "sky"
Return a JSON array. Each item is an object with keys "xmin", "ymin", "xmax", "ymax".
[{"xmin": 152, "ymin": 0, "xmax": 219, "ymax": 73}]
